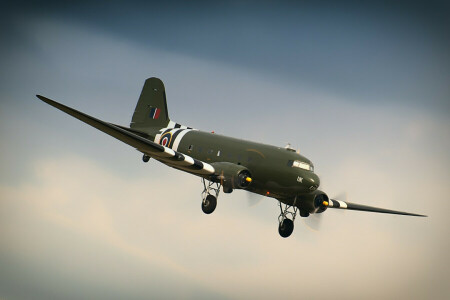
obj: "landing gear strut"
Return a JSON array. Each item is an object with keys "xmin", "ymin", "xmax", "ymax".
[
  {"xmin": 278, "ymin": 201, "xmax": 298, "ymax": 238},
  {"xmin": 201, "ymin": 178, "xmax": 221, "ymax": 214}
]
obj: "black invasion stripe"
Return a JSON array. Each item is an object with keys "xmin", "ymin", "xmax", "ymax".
[
  {"xmin": 174, "ymin": 123, "xmax": 181, "ymax": 128},
  {"xmin": 161, "ymin": 128, "xmax": 172, "ymax": 135},
  {"xmin": 187, "ymin": 127, "xmax": 192, "ymax": 129},
  {"xmin": 192, "ymin": 159, "xmax": 203, "ymax": 170},
  {"xmin": 169, "ymin": 129, "xmax": 183, "ymax": 148},
  {"xmin": 331, "ymin": 200, "xmax": 340, "ymax": 208}
]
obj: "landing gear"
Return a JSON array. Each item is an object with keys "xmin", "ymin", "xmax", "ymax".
[
  {"xmin": 277, "ymin": 201, "xmax": 298, "ymax": 238},
  {"xmin": 201, "ymin": 178, "xmax": 221, "ymax": 214},
  {"xmin": 202, "ymin": 195, "xmax": 217, "ymax": 214},
  {"xmin": 279, "ymin": 218, "xmax": 294, "ymax": 238},
  {"xmin": 142, "ymin": 154, "xmax": 150, "ymax": 162}
]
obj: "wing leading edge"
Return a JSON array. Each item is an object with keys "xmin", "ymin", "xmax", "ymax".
[
  {"xmin": 327, "ymin": 199, "xmax": 426, "ymax": 217},
  {"xmin": 36, "ymin": 95, "xmax": 214, "ymax": 176}
]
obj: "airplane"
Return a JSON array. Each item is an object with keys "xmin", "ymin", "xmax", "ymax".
[{"xmin": 36, "ymin": 77, "xmax": 426, "ymax": 238}]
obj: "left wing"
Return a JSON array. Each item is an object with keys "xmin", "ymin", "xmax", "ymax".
[
  {"xmin": 36, "ymin": 95, "xmax": 214, "ymax": 176},
  {"xmin": 326, "ymin": 199, "xmax": 426, "ymax": 217}
]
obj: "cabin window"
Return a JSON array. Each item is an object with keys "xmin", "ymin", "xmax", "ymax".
[
  {"xmin": 197, "ymin": 147, "xmax": 203, "ymax": 153},
  {"xmin": 207, "ymin": 149, "xmax": 214, "ymax": 155},
  {"xmin": 288, "ymin": 160, "xmax": 314, "ymax": 171},
  {"xmin": 217, "ymin": 150, "xmax": 221, "ymax": 156},
  {"xmin": 188, "ymin": 145, "xmax": 194, "ymax": 151}
]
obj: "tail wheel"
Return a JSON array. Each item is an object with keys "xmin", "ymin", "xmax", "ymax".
[
  {"xmin": 278, "ymin": 218, "xmax": 294, "ymax": 238},
  {"xmin": 142, "ymin": 154, "xmax": 150, "ymax": 162},
  {"xmin": 202, "ymin": 195, "xmax": 217, "ymax": 214}
]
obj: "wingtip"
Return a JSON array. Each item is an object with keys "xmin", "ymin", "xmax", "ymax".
[
  {"xmin": 36, "ymin": 94, "xmax": 54, "ymax": 104},
  {"xmin": 409, "ymin": 212, "xmax": 428, "ymax": 217},
  {"xmin": 404, "ymin": 213, "xmax": 427, "ymax": 217}
]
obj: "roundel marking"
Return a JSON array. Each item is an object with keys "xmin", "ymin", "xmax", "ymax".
[{"xmin": 160, "ymin": 132, "xmax": 172, "ymax": 147}]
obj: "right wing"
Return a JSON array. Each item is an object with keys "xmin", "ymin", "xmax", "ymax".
[
  {"xmin": 327, "ymin": 199, "xmax": 427, "ymax": 217},
  {"xmin": 36, "ymin": 95, "xmax": 214, "ymax": 176}
]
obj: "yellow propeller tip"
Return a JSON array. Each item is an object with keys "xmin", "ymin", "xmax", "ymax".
[
  {"xmin": 246, "ymin": 177, "xmax": 252, "ymax": 183},
  {"xmin": 323, "ymin": 201, "xmax": 329, "ymax": 206}
]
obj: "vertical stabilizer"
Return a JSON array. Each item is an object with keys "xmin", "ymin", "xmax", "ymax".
[{"xmin": 130, "ymin": 77, "xmax": 170, "ymax": 130}]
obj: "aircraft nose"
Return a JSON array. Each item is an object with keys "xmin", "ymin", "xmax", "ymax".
[{"xmin": 308, "ymin": 173, "xmax": 320, "ymax": 190}]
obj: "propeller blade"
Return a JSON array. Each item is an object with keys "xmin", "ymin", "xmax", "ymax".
[
  {"xmin": 332, "ymin": 192, "xmax": 347, "ymax": 202},
  {"xmin": 246, "ymin": 191, "xmax": 264, "ymax": 207},
  {"xmin": 303, "ymin": 213, "xmax": 322, "ymax": 231},
  {"xmin": 326, "ymin": 199, "xmax": 427, "ymax": 217}
]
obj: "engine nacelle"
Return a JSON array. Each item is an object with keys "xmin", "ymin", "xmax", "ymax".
[
  {"xmin": 297, "ymin": 190, "xmax": 329, "ymax": 214},
  {"xmin": 210, "ymin": 162, "xmax": 252, "ymax": 191}
]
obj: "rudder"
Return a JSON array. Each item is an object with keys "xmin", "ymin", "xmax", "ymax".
[{"xmin": 130, "ymin": 77, "xmax": 169, "ymax": 130}]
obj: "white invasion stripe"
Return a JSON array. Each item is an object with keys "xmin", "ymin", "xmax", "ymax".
[
  {"xmin": 183, "ymin": 156, "xmax": 194, "ymax": 165},
  {"xmin": 163, "ymin": 147, "xmax": 175, "ymax": 156},
  {"xmin": 180, "ymin": 125, "xmax": 188, "ymax": 129},
  {"xmin": 169, "ymin": 155, "xmax": 195, "ymax": 167},
  {"xmin": 328, "ymin": 200, "xmax": 334, "ymax": 207},
  {"xmin": 202, "ymin": 163, "xmax": 215, "ymax": 174},
  {"xmin": 167, "ymin": 121, "xmax": 176, "ymax": 128},
  {"xmin": 154, "ymin": 133, "xmax": 162, "ymax": 144},
  {"xmin": 172, "ymin": 129, "xmax": 192, "ymax": 151},
  {"xmin": 338, "ymin": 201, "xmax": 347, "ymax": 209}
]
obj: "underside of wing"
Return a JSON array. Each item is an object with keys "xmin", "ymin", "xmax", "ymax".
[
  {"xmin": 327, "ymin": 199, "xmax": 426, "ymax": 217},
  {"xmin": 36, "ymin": 95, "xmax": 214, "ymax": 176}
]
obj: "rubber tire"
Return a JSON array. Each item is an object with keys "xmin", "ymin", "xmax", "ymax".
[
  {"xmin": 278, "ymin": 218, "xmax": 294, "ymax": 238},
  {"xmin": 142, "ymin": 155, "xmax": 150, "ymax": 163},
  {"xmin": 202, "ymin": 195, "xmax": 217, "ymax": 214}
]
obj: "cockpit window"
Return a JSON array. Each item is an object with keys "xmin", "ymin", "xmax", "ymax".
[{"xmin": 288, "ymin": 160, "xmax": 314, "ymax": 172}]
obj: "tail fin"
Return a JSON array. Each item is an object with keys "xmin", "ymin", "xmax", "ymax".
[{"xmin": 130, "ymin": 77, "xmax": 170, "ymax": 130}]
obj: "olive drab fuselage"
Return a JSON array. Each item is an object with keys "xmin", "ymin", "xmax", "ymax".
[{"xmin": 147, "ymin": 127, "xmax": 320, "ymax": 204}]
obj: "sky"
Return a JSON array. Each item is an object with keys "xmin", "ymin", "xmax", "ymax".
[{"xmin": 1, "ymin": 1, "xmax": 449, "ymax": 299}]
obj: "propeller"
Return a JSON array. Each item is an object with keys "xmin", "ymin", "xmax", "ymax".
[
  {"xmin": 303, "ymin": 213, "xmax": 322, "ymax": 231},
  {"xmin": 303, "ymin": 192, "xmax": 347, "ymax": 231},
  {"xmin": 246, "ymin": 191, "xmax": 264, "ymax": 207}
]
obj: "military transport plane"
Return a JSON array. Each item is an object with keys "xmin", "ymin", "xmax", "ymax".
[{"xmin": 37, "ymin": 77, "xmax": 426, "ymax": 238}]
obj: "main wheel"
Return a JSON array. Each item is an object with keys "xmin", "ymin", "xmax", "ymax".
[
  {"xmin": 278, "ymin": 218, "xmax": 294, "ymax": 238},
  {"xmin": 202, "ymin": 195, "xmax": 217, "ymax": 214}
]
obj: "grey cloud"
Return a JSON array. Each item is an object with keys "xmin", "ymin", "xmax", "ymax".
[
  {"xmin": 2, "ymin": 1, "xmax": 449, "ymax": 112},
  {"xmin": 1, "ymin": 14, "xmax": 449, "ymax": 300}
]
